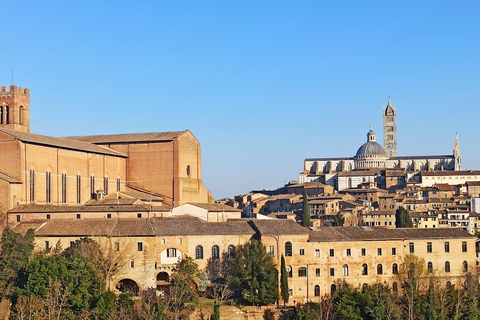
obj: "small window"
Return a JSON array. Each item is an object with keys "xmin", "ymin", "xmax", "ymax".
[
  {"xmin": 16, "ymin": 215, "xmax": 21, "ymax": 223},
  {"xmin": 76, "ymin": 214, "xmax": 81, "ymax": 219},
  {"xmin": 115, "ymin": 242, "xmax": 120, "ymax": 251},
  {"xmin": 315, "ymin": 249, "xmax": 320, "ymax": 257},
  {"xmin": 377, "ymin": 264, "xmax": 383, "ymax": 275},
  {"xmin": 377, "ymin": 248, "xmax": 382, "ymax": 256},
  {"xmin": 427, "ymin": 262, "xmax": 433, "ymax": 273},
  {"xmin": 196, "ymin": 245, "xmax": 203, "ymax": 259},
  {"xmin": 462, "ymin": 241, "xmax": 467, "ymax": 253},
  {"xmin": 212, "ymin": 245, "xmax": 220, "ymax": 259},
  {"xmin": 228, "ymin": 245, "xmax": 236, "ymax": 258},
  {"xmin": 285, "ymin": 241, "xmax": 292, "ymax": 257},
  {"xmin": 427, "ymin": 242, "xmax": 432, "ymax": 253},
  {"xmin": 178, "ymin": 238, "xmax": 183, "ymax": 244},
  {"xmin": 362, "ymin": 263, "xmax": 368, "ymax": 275},
  {"xmin": 130, "ymin": 260, "xmax": 134, "ymax": 268},
  {"xmin": 299, "ymin": 248, "xmax": 305, "ymax": 256},
  {"xmin": 314, "ymin": 285, "xmax": 320, "ymax": 297},
  {"xmin": 392, "ymin": 263, "xmax": 398, "ymax": 274},
  {"xmin": 107, "ymin": 213, "xmax": 111, "ymax": 219},
  {"xmin": 409, "ymin": 242, "xmax": 415, "ymax": 254},
  {"xmin": 45, "ymin": 241, "xmax": 50, "ymax": 250},
  {"xmin": 346, "ymin": 248, "xmax": 351, "ymax": 256},
  {"xmin": 361, "ymin": 248, "xmax": 366, "ymax": 256},
  {"xmin": 137, "ymin": 213, "xmax": 142, "ymax": 218},
  {"xmin": 343, "ymin": 264, "xmax": 349, "ymax": 276},
  {"xmin": 70, "ymin": 241, "xmax": 74, "ymax": 247},
  {"xmin": 392, "ymin": 247, "xmax": 396, "ymax": 255},
  {"xmin": 167, "ymin": 248, "xmax": 177, "ymax": 257},
  {"xmin": 445, "ymin": 261, "xmax": 450, "ymax": 273},
  {"xmin": 330, "ymin": 268, "xmax": 335, "ymax": 276},
  {"xmin": 445, "ymin": 242, "xmax": 450, "ymax": 253},
  {"xmin": 298, "ymin": 267, "xmax": 307, "ymax": 277},
  {"xmin": 315, "ymin": 268, "xmax": 321, "ymax": 276},
  {"xmin": 329, "ymin": 249, "xmax": 334, "ymax": 257},
  {"xmin": 268, "ymin": 245, "xmax": 275, "ymax": 257},
  {"xmin": 463, "ymin": 261, "xmax": 468, "ymax": 272},
  {"xmin": 46, "ymin": 214, "xmax": 51, "ymax": 220},
  {"xmin": 138, "ymin": 242, "xmax": 143, "ymax": 252},
  {"xmin": 287, "ymin": 266, "xmax": 292, "ymax": 278}
]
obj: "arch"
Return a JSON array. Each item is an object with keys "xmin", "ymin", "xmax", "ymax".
[
  {"xmin": 156, "ymin": 272, "xmax": 169, "ymax": 283},
  {"xmin": 377, "ymin": 264, "xmax": 383, "ymax": 275},
  {"xmin": 116, "ymin": 279, "xmax": 140, "ymax": 296},
  {"xmin": 5, "ymin": 106, "xmax": 9, "ymax": 124},
  {"xmin": 463, "ymin": 261, "xmax": 468, "ymax": 272},
  {"xmin": 195, "ymin": 245, "xmax": 203, "ymax": 259},
  {"xmin": 227, "ymin": 245, "xmax": 235, "ymax": 258},
  {"xmin": 330, "ymin": 284, "xmax": 336, "ymax": 295},
  {"xmin": 343, "ymin": 264, "xmax": 349, "ymax": 276},
  {"xmin": 314, "ymin": 285, "xmax": 320, "ymax": 297},
  {"xmin": 445, "ymin": 261, "xmax": 450, "ymax": 273},
  {"xmin": 19, "ymin": 106, "xmax": 24, "ymax": 125},
  {"xmin": 362, "ymin": 263, "xmax": 368, "ymax": 275},
  {"xmin": 285, "ymin": 241, "xmax": 292, "ymax": 257},
  {"xmin": 392, "ymin": 263, "xmax": 398, "ymax": 274},
  {"xmin": 212, "ymin": 245, "xmax": 220, "ymax": 259},
  {"xmin": 427, "ymin": 262, "xmax": 433, "ymax": 273}
]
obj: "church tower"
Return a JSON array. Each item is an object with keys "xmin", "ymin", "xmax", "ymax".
[
  {"xmin": 383, "ymin": 99, "xmax": 397, "ymax": 157},
  {"xmin": 0, "ymin": 85, "xmax": 30, "ymax": 133},
  {"xmin": 454, "ymin": 133, "xmax": 462, "ymax": 171}
]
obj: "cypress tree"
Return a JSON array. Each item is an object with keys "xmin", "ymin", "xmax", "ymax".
[
  {"xmin": 301, "ymin": 189, "xmax": 311, "ymax": 227},
  {"xmin": 280, "ymin": 255, "xmax": 289, "ymax": 305},
  {"xmin": 395, "ymin": 207, "xmax": 413, "ymax": 228}
]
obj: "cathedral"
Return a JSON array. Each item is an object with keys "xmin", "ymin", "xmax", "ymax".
[
  {"xmin": 300, "ymin": 100, "xmax": 462, "ymax": 191},
  {"xmin": 0, "ymin": 85, "xmax": 213, "ymax": 226}
]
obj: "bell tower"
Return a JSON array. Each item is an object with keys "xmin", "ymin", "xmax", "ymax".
[
  {"xmin": 383, "ymin": 99, "xmax": 397, "ymax": 157},
  {"xmin": 0, "ymin": 85, "xmax": 30, "ymax": 133}
]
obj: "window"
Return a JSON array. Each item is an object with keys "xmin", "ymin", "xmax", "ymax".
[
  {"xmin": 315, "ymin": 268, "xmax": 320, "ymax": 276},
  {"xmin": 76, "ymin": 214, "xmax": 81, "ymax": 219},
  {"xmin": 45, "ymin": 241, "xmax": 50, "ymax": 250},
  {"xmin": 315, "ymin": 249, "xmax": 320, "ymax": 257},
  {"xmin": 115, "ymin": 242, "xmax": 120, "ymax": 251},
  {"xmin": 329, "ymin": 249, "xmax": 334, "ymax": 257},
  {"xmin": 331, "ymin": 284, "xmax": 337, "ymax": 295},
  {"xmin": 117, "ymin": 178, "xmax": 121, "ymax": 191},
  {"xmin": 212, "ymin": 245, "xmax": 220, "ymax": 259},
  {"xmin": 137, "ymin": 242, "xmax": 143, "ymax": 251},
  {"xmin": 362, "ymin": 264, "xmax": 368, "ymax": 275},
  {"xmin": 285, "ymin": 241, "xmax": 292, "ymax": 257},
  {"xmin": 445, "ymin": 261, "xmax": 450, "ymax": 273},
  {"xmin": 5, "ymin": 106, "xmax": 9, "ymax": 124},
  {"xmin": 76, "ymin": 175, "xmax": 81, "ymax": 204},
  {"xmin": 288, "ymin": 266, "xmax": 292, "ymax": 278},
  {"xmin": 427, "ymin": 242, "xmax": 432, "ymax": 253},
  {"xmin": 463, "ymin": 261, "xmax": 468, "ymax": 272},
  {"xmin": 346, "ymin": 248, "xmax": 351, "ymax": 256},
  {"xmin": 328, "ymin": 268, "xmax": 334, "ymax": 276},
  {"xmin": 104, "ymin": 177, "xmax": 108, "ymax": 195},
  {"xmin": 377, "ymin": 248, "xmax": 382, "ymax": 256},
  {"xmin": 445, "ymin": 242, "xmax": 450, "ymax": 253},
  {"xmin": 361, "ymin": 248, "xmax": 366, "ymax": 256},
  {"xmin": 196, "ymin": 245, "xmax": 203, "ymax": 259},
  {"xmin": 343, "ymin": 264, "xmax": 349, "ymax": 276},
  {"xmin": 137, "ymin": 213, "xmax": 142, "ymax": 218},
  {"xmin": 299, "ymin": 248, "xmax": 305, "ymax": 256},
  {"xmin": 298, "ymin": 267, "xmax": 307, "ymax": 277},
  {"xmin": 392, "ymin": 247, "xmax": 397, "ymax": 255},
  {"xmin": 90, "ymin": 176, "xmax": 95, "ymax": 199},
  {"xmin": 62, "ymin": 173, "xmax": 67, "ymax": 203},
  {"xmin": 130, "ymin": 260, "xmax": 134, "ymax": 268},
  {"xmin": 167, "ymin": 248, "xmax": 177, "ymax": 258},
  {"xmin": 46, "ymin": 172, "xmax": 51, "ymax": 203},
  {"xmin": 377, "ymin": 264, "xmax": 383, "ymax": 275},
  {"xmin": 16, "ymin": 215, "xmax": 20, "ymax": 223},
  {"xmin": 228, "ymin": 245, "xmax": 235, "ymax": 258},
  {"xmin": 29, "ymin": 170, "xmax": 35, "ymax": 203},
  {"xmin": 314, "ymin": 285, "xmax": 320, "ymax": 297},
  {"xmin": 409, "ymin": 242, "xmax": 414, "ymax": 254},
  {"xmin": 107, "ymin": 213, "xmax": 111, "ymax": 219},
  {"xmin": 392, "ymin": 263, "xmax": 398, "ymax": 274},
  {"xmin": 427, "ymin": 262, "xmax": 433, "ymax": 273},
  {"xmin": 46, "ymin": 214, "xmax": 50, "ymax": 220},
  {"xmin": 268, "ymin": 245, "xmax": 274, "ymax": 257},
  {"xmin": 462, "ymin": 241, "xmax": 467, "ymax": 253}
]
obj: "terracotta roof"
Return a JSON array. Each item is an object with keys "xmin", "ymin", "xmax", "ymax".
[
  {"xmin": 248, "ymin": 219, "xmax": 309, "ymax": 235},
  {"xmin": 8, "ymin": 204, "xmax": 161, "ymax": 213},
  {"xmin": 153, "ymin": 217, "xmax": 255, "ymax": 236},
  {"xmin": 185, "ymin": 203, "xmax": 242, "ymax": 212},
  {"xmin": 0, "ymin": 128, "xmax": 127, "ymax": 157},
  {"xmin": 85, "ymin": 199, "xmax": 143, "ymax": 206},
  {"xmin": 66, "ymin": 131, "xmax": 187, "ymax": 144},
  {"xmin": 422, "ymin": 170, "xmax": 480, "ymax": 177},
  {"xmin": 0, "ymin": 172, "xmax": 21, "ymax": 183},
  {"xmin": 309, "ymin": 226, "xmax": 474, "ymax": 242},
  {"xmin": 362, "ymin": 210, "xmax": 395, "ymax": 216}
]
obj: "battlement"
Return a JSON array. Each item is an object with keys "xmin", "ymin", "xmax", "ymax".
[{"xmin": 0, "ymin": 85, "xmax": 29, "ymax": 95}]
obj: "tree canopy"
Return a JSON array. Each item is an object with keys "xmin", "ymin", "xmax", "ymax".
[
  {"xmin": 395, "ymin": 207, "xmax": 413, "ymax": 228},
  {"xmin": 301, "ymin": 190, "xmax": 311, "ymax": 227}
]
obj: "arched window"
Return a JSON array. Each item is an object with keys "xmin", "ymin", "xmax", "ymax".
[
  {"xmin": 298, "ymin": 267, "xmax": 307, "ymax": 277},
  {"xmin": 445, "ymin": 261, "xmax": 450, "ymax": 273},
  {"xmin": 343, "ymin": 264, "xmax": 349, "ymax": 276},
  {"xmin": 285, "ymin": 241, "xmax": 292, "ymax": 257},
  {"xmin": 314, "ymin": 285, "xmax": 320, "ymax": 297},
  {"xmin": 362, "ymin": 263, "xmax": 368, "ymax": 275},
  {"xmin": 427, "ymin": 262, "xmax": 433, "ymax": 273},
  {"xmin": 212, "ymin": 245, "xmax": 220, "ymax": 259},
  {"xmin": 62, "ymin": 173, "xmax": 67, "ymax": 203},
  {"xmin": 76, "ymin": 175, "xmax": 81, "ymax": 204},
  {"xmin": 392, "ymin": 263, "xmax": 398, "ymax": 274},
  {"xmin": 19, "ymin": 106, "xmax": 24, "ymax": 125},
  {"xmin": 377, "ymin": 264, "xmax": 383, "ymax": 275},
  {"xmin": 29, "ymin": 170, "xmax": 35, "ymax": 203},
  {"xmin": 46, "ymin": 172, "xmax": 51, "ymax": 203},
  {"xmin": 463, "ymin": 261, "xmax": 468, "ymax": 272},
  {"xmin": 195, "ymin": 245, "xmax": 203, "ymax": 259},
  {"xmin": 5, "ymin": 106, "xmax": 9, "ymax": 124},
  {"xmin": 90, "ymin": 176, "xmax": 95, "ymax": 199},
  {"xmin": 331, "ymin": 284, "xmax": 336, "ymax": 295},
  {"xmin": 228, "ymin": 245, "xmax": 235, "ymax": 258}
]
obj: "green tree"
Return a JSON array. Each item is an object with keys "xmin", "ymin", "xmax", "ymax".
[
  {"xmin": 210, "ymin": 301, "xmax": 220, "ymax": 320},
  {"xmin": 462, "ymin": 274, "xmax": 479, "ymax": 320},
  {"xmin": 263, "ymin": 308, "xmax": 275, "ymax": 320},
  {"xmin": 301, "ymin": 190, "xmax": 311, "ymax": 227},
  {"xmin": 226, "ymin": 240, "xmax": 278, "ymax": 305},
  {"xmin": 333, "ymin": 212, "xmax": 345, "ymax": 226},
  {"xmin": 332, "ymin": 285, "xmax": 363, "ymax": 320},
  {"xmin": 425, "ymin": 282, "xmax": 437, "ymax": 320},
  {"xmin": 280, "ymin": 255, "xmax": 289, "ymax": 305},
  {"xmin": 395, "ymin": 207, "xmax": 413, "ymax": 228},
  {"xmin": 397, "ymin": 255, "xmax": 427, "ymax": 320},
  {"xmin": 295, "ymin": 302, "xmax": 322, "ymax": 320}
]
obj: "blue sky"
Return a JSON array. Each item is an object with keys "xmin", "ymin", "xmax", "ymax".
[{"xmin": 1, "ymin": 1, "xmax": 479, "ymax": 199}]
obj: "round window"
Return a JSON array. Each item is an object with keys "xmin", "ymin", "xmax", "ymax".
[{"xmin": 186, "ymin": 165, "xmax": 191, "ymax": 176}]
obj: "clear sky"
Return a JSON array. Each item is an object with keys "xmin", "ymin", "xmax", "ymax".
[{"xmin": 1, "ymin": 1, "xmax": 479, "ymax": 199}]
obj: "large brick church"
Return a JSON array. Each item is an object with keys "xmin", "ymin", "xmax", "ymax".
[{"xmin": 0, "ymin": 85, "xmax": 213, "ymax": 225}]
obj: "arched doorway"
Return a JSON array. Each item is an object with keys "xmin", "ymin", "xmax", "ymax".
[
  {"xmin": 116, "ymin": 279, "xmax": 140, "ymax": 296},
  {"xmin": 156, "ymin": 271, "xmax": 170, "ymax": 293}
]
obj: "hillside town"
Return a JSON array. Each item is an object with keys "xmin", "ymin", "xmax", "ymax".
[{"xmin": 0, "ymin": 86, "xmax": 479, "ymax": 319}]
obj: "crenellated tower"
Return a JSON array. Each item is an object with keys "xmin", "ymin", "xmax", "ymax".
[
  {"xmin": 383, "ymin": 99, "xmax": 397, "ymax": 157},
  {"xmin": 0, "ymin": 85, "xmax": 30, "ymax": 133}
]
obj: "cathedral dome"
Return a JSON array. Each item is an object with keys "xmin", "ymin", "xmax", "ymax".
[{"xmin": 355, "ymin": 127, "xmax": 387, "ymax": 158}]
